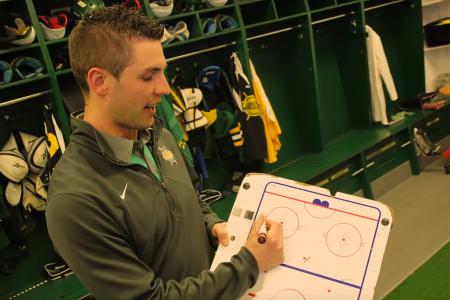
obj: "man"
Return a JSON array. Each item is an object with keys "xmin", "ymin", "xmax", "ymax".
[{"xmin": 46, "ymin": 6, "xmax": 284, "ymax": 300}]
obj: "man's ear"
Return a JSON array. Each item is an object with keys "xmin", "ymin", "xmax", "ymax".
[{"xmin": 86, "ymin": 67, "xmax": 109, "ymax": 97}]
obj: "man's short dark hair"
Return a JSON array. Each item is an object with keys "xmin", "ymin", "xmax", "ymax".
[{"xmin": 68, "ymin": 5, "xmax": 164, "ymax": 94}]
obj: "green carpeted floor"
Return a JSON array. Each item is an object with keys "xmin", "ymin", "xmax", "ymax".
[{"xmin": 384, "ymin": 242, "xmax": 450, "ymax": 300}]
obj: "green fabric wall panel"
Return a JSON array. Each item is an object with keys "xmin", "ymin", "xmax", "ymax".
[
  {"xmin": 164, "ymin": 29, "xmax": 243, "ymax": 59},
  {"xmin": 273, "ymin": 0, "xmax": 307, "ymax": 18},
  {"xmin": 249, "ymin": 26, "xmax": 322, "ymax": 172},
  {"xmin": 313, "ymin": 23, "xmax": 353, "ymax": 145},
  {"xmin": 238, "ymin": 0, "xmax": 277, "ymax": 26},
  {"xmin": 1, "ymin": 97, "xmax": 51, "ymax": 138},
  {"xmin": 335, "ymin": 34, "xmax": 372, "ymax": 129},
  {"xmin": 311, "ymin": 4, "xmax": 373, "ymax": 145},
  {"xmin": 394, "ymin": 0, "xmax": 425, "ymax": 101},
  {"xmin": 307, "ymin": 0, "xmax": 337, "ymax": 11}
]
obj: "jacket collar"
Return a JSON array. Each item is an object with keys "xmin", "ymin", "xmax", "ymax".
[{"xmin": 70, "ymin": 110, "xmax": 164, "ymax": 163}]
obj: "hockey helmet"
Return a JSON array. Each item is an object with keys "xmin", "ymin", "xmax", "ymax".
[{"xmin": 72, "ymin": 0, "xmax": 106, "ymax": 18}]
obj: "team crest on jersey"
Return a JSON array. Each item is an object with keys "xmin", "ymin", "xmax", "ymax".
[
  {"xmin": 158, "ymin": 146, "xmax": 177, "ymax": 165},
  {"xmin": 242, "ymin": 94, "xmax": 262, "ymax": 120}
]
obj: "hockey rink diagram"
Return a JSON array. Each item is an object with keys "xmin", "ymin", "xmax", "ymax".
[{"xmin": 211, "ymin": 174, "xmax": 392, "ymax": 300}]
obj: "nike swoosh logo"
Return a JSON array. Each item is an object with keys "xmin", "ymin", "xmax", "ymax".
[{"xmin": 119, "ymin": 183, "xmax": 128, "ymax": 200}]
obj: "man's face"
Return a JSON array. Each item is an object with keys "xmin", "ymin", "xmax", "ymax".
[{"xmin": 106, "ymin": 39, "xmax": 170, "ymax": 137}]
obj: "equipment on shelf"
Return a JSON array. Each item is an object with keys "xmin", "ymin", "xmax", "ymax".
[
  {"xmin": 38, "ymin": 13, "xmax": 68, "ymax": 41},
  {"xmin": 424, "ymin": 18, "xmax": 450, "ymax": 47},
  {"xmin": 150, "ymin": 0, "xmax": 174, "ymax": 18},
  {"xmin": 122, "ymin": 0, "xmax": 142, "ymax": 10},
  {"xmin": 11, "ymin": 56, "xmax": 45, "ymax": 79},
  {"xmin": 205, "ymin": 0, "xmax": 228, "ymax": 8},
  {"xmin": 0, "ymin": 59, "xmax": 12, "ymax": 84},
  {"xmin": 202, "ymin": 14, "xmax": 237, "ymax": 34},
  {"xmin": 413, "ymin": 128, "xmax": 441, "ymax": 156},
  {"xmin": 71, "ymin": 0, "xmax": 105, "ymax": 19},
  {"xmin": 0, "ymin": 13, "xmax": 36, "ymax": 46},
  {"xmin": 161, "ymin": 21, "xmax": 190, "ymax": 45},
  {"xmin": 443, "ymin": 148, "xmax": 450, "ymax": 174}
]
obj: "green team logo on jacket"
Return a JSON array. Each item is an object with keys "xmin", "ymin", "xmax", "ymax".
[
  {"xmin": 242, "ymin": 95, "xmax": 262, "ymax": 120},
  {"xmin": 158, "ymin": 146, "xmax": 177, "ymax": 165}
]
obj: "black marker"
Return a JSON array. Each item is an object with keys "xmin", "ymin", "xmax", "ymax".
[{"xmin": 258, "ymin": 220, "xmax": 267, "ymax": 244}]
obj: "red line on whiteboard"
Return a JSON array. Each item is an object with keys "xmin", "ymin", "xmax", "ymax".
[{"xmin": 265, "ymin": 191, "xmax": 378, "ymax": 221}]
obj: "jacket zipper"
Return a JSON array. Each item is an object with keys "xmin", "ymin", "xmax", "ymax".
[
  {"xmin": 100, "ymin": 133, "xmax": 182, "ymax": 219},
  {"xmin": 150, "ymin": 141, "xmax": 182, "ymax": 220}
]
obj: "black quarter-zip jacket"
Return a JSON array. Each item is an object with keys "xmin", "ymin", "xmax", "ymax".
[{"xmin": 46, "ymin": 114, "xmax": 258, "ymax": 300}]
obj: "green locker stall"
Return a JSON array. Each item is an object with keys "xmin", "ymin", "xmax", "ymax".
[{"xmin": 1, "ymin": 0, "xmax": 449, "ymax": 298}]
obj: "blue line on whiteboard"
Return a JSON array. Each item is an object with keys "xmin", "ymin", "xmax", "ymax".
[{"xmin": 280, "ymin": 263, "xmax": 361, "ymax": 289}]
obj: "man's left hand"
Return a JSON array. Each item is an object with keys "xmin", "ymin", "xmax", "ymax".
[{"xmin": 211, "ymin": 222, "xmax": 229, "ymax": 247}]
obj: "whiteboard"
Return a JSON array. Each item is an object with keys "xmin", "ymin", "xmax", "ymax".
[{"xmin": 211, "ymin": 173, "xmax": 393, "ymax": 300}]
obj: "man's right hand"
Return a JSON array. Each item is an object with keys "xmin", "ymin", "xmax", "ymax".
[{"xmin": 244, "ymin": 214, "xmax": 284, "ymax": 272}]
